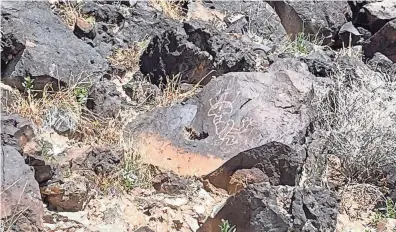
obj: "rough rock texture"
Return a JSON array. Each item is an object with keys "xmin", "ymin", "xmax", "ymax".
[
  {"xmin": 122, "ymin": 81, "xmax": 162, "ymax": 105},
  {"xmin": 227, "ymin": 168, "xmax": 267, "ymax": 195},
  {"xmin": 363, "ymin": 1, "xmax": 396, "ymax": 33},
  {"xmin": 139, "ymin": 20, "xmax": 268, "ymax": 85},
  {"xmin": 43, "ymin": 107, "xmax": 78, "ymax": 135},
  {"xmin": 1, "ymin": 114, "xmax": 35, "ymax": 153},
  {"xmin": 204, "ymin": 142, "xmax": 305, "ymax": 192},
  {"xmin": 125, "ymin": 69, "xmax": 313, "ymax": 175},
  {"xmin": 86, "ymin": 80, "xmax": 123, "ymax": 118},
  {"xmin": 269, "ymin": 1, "xmax": 352, "ymax": 45},
  {"xmin": 364, "ymin": 19, "xmax": 396, "ymax": 62},
  {"xmin": 70, "ymin": 146, "xmax": 123, "ymax": 175},
  {"xmin": 80, "ymin": 1, "xmax": 175, "ymax": 58},
  {"xmin": 198, "ymin": 183, "xmax": 339, "ymax": 232},
  {"xmin": 368, "ymin": 52, "xmax": 396, "ymax": 75},
  {"xmin": 152, "ymin": 171, "xmax": 194, "ymax": 195},
  {"xmin": 1, "ymin": 145, "xmax": 44, "ymax": 231},
  {"xmin": 199, "ymin": 1, "xmax": 286, "ymax": 44},
  {"xmin": 1, "ymin": 1, "xmax": 108, "ymax": 90},
  {"xmin": 41, "ymin": 174, "xmax": 90, "ymax": 212},
  {"xmin": 338, "ymin": 22, "xmax": 362, "ymax": 46}
]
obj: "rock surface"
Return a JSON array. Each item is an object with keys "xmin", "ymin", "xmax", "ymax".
[
  {"xmin": 269, "ymin": 1, "xmax": 352, "ymax": 45},
  {"xmin": 125, "ymin": 70, "xmax": 313, "ymax": 175},
  {"xmin": 1, "ymin": 1, "xmax": 108, "ymax": 90},
  {"xmin": 204, "ymin": 142, "xmax": 305, "ymax": 192},
  {"xmin": 363, "ymin": 0, "xmax": 396, "ymax": 33},
  {"xmin": 139, "ymin": 21, "xmax": 268, "ymax": 85},
  {"xmin": 198, "ymin": 183, "xmax": 339, "ymax": 232},
  {"xmin": 1, "ymin": 145, "xmax": 44, "ymax": 231},
  {"xmin": 364, "ymin": 19, "xmax": 396, "ymax": 62},
  {"xmin": 86, "ymin": 80, "xmax": 123, "ymax": 118}
]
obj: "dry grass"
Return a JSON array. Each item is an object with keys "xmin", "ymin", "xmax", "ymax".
[
  {"xmin": 3, "ymin": 79, "xmax": 122, "ymax": 146},
  {"xmin": 108, "ymin": 40, "xmax": 150, "ymax": 73},
  {"xmin": 312, "ymin": 53, "xmax": 396, "ymax": 185},
  {"xmin": 51, "ymin": 0, "xmax": 94, "ymax": 29},
  {"xmin": 95, "ymin": 141, "xmax": 159, "ymax": 194},
  {"xmin": 275, "ymin": 32, "xmax": 324, "ymax": 57},
  {"xmin": 149, "ymin": 0, "xmax": 186, "ymax": 21}
]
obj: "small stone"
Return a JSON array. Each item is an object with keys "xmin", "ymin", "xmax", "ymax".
[
  {"xmin": 193, "ymin": 205, "xmax": 205, "ymax": 215},
  {"xmin": 163, "ymin": 197, "xmax": 189, "ymax": 208},
  {"xmin": 184, "ymin": 215, "xmax": 200, "ymax": 232}
]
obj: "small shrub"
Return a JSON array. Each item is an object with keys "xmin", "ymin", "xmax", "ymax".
[
  {"xmin": 219, "ymin": 219, "xmax": 237, "ymax": 232},
  {"xmin": 277, "ymin": 32, "xmax": 323, "ymax": 57},
  {"xmin": 313, "ymin": 58, "xmax": 396, "ymax": 184},
  {"xmin": 108, "ymin": 40, "xmax": 150, "ymax": 73},
  {"xmin": 372, "ymin": 198, "xmax": 396, "ymax": 225}
]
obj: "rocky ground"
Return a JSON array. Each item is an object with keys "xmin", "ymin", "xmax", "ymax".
[{"xmin": 1, "ymin": 0, "xmax": 396, "ymax": 231}]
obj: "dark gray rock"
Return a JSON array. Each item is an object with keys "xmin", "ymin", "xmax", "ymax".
[
  {"xmin": 86, "ymin": 80, "xmax": 122, "ymax": 118},
  {"xmin": 43, "ymin": 107, "xmax": 78, "ymax": 134},
  {"xmin": 1, "ymin": 113, "xmax": 35, "ymax": 153},
  {"xmin": 122, "ymin": 80, "xmax": 162, "ymax": 105},
  {"xmin": 338, "ymin": 22, "xmax": 362, "ymax": 46},
  {"xmin": 198, "ymin": 183, "xmax": 339, "ymax": 232},
  {"xmin": 139, "ymin": 20, "xmax": 268, "ymax": 85},
  {"xmin": 200, "ymin": 1, "xmax": 286, "ymax": 43},
  {"xmin": 300, "ymin": 50, "xmax": 336, "ymax": 77},
  {"xmin": 367, "ymin": 52, "xmax": 396, "ymax": 75},
  {"xmin": 1, "ymin": 145, "xmax": 44, "ymax": 231},
  {"xmin": 1, "ymin": 1, "xmax": 108, "ymax": 91},
  {"xmin": 204, "ymin": 142, "xmax": 305, "ymax": 191},
  {"xmin": 364, "ymin": 19, "xmax": 396, "ymax": 62},
  {"xmin": 73, "ymin": 17, "xmax": 96, "ymax": 40},
  {"xmin": 269, "ymin": 1, "xmax": 352, "ymax": 45},
  {"xmin": 80, "ymin": 1, "xmax": 176, "ymax": 58},
  {"xmin": 124, "ymin": 70, "xmax": 313, "ymax": 174},
  {"xmin": 363, "ymin": 1, "xmax": 396, "ymax": 33},
  {"xmin": 71, "ymin": 146, "xmax": 123, "ymax": 175}
]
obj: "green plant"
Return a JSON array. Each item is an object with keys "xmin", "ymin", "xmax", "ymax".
[
  {"xmin": 73, "ymin": 86, "xmax": 89, "ymax": 105},
  {"xmin": 219, "ymin": 219, "xmax": 236, "ymax": 232},
  {"xmin": 22, "ymin": 75, "xmax": 36, "ymax": 103},
  {"xmin": 372, "ymin": 198, "xmax": 396, "ymax": 226}
]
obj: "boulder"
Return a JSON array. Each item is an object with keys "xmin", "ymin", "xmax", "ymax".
[
  {"xmin": 41, "ymin": 174, "xmax": 90, "ymax": 212},
  {"xmin": 122, "ymin": 80, "xmax": 162, "ymax": 105},
  {"xmin": 43, "ymin": 107, "xmax": 78, "ymax": 135},
  {"xmin": 1, "ymin": 1, "xmax": 108, "ymax": 91},
  {"xmin": 125, "ymin": 70, "xmax": 314, "ymax": 175},
  {"xmin": 364, "ymin": 19, "xmax": 396, "ymax": 62},
  {"xmin": 367, "ymin": 52, "xmax": 396, "ymax": 75},
  {"xmin": 139, "ymin": 20, "xmax": 268, "ymax": 86},
  {"xmin": 269, "ymin": 1, "xmax": 352, "ymax": 45},
  {"xmin": 204, "ymin": 142, "xmax": 305, "ymax": 192},
  {"xmin": 198, "ymin": 183, "xmax": 339, "ymax": 232},
  {"xmin": 80, "ymin": 1, "xmax": 176, "ymax": 58},
  {"xmin": 1, "ymin": 114, "xmax": 35, "ymax": 153},
  {"xmin": 338, "ymin": 22, "xmax": 362, "ymax": 46},
  {"xmin": 363, "ymin": 0, "xmax": 396, "ymax": 33},
  {"xmin": 1, "ymin": 145, "xmax": 44, "ymax": 231},
  {"xmin": 199, "ymin": 1, "xmax": 287, "ymax": 43},
  {"xmin": 86, "ymin": 80, "xmax": 123, "ymax": 119}
]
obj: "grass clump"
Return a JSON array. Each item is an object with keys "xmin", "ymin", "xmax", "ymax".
[
  {"xmin": 3, "ymin": 77, "xmax": 121, "ymax": 146},
  {"xmin": 219, "ymin": 219, "xmax": 236, "ymax": 232},
  {"xmin": 51, "ymin": 0, "xmax": 95, "ymax": 29},
  {"xmin": 373, "ymin": 198, "xmax": 396, "ymax": 223},
  {"xmin": 312, "ymin": 55, "xmax": 396, "ymax": 185},
  {"xmin": 108, "ymin": 40, "xmax": 150, "ymax": 73},
  {"xmin": 277, "ymin": 32, "xmax": 323, "ymax": 57}
]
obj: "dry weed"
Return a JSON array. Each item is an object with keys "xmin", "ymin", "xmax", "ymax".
[
  {"xmin": 51, "ymin": 0, "xmax": 94, "ymax": 29},
  {"xmin": 313, "ymin": 56, "xmax": 396, "ymax": 184},
  {"xmin": 3, "ymin": 79, "xmax": 122, "ymax": 146},
  {"xmin": 108, "ymin": 40, "xmax": 150, "ymax": 73},
  {"xmin": 149, "ymin": 0, "xmax": 186, "ymax": 21}
]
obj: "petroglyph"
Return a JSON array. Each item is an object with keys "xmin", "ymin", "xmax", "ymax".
[{"xmin": 207, "ymin": 92, "xmax": 254, "ymax": 146}]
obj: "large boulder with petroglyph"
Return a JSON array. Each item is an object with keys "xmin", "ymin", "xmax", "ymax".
[
  {"xmin": 1, "ymin": 1, "xmax": 107, "ymax": 91},
  {"xmin": 124, "ymin": 68, "xmax": 314, "ymax": 175}
]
